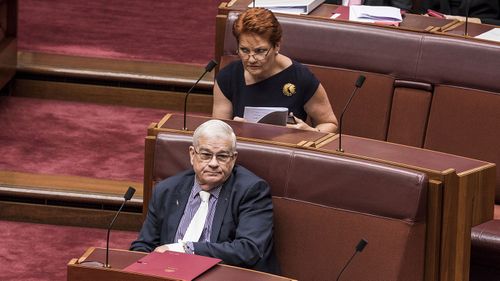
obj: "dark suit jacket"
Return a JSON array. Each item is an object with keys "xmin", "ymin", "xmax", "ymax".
[
  {"xmin": 130, "ymin": 165, "xmax": 280, "ymax": 274},
  {"xmin": 324, "ymin": 0, "xmax": 413, "ymax": 11},
  {"xmin": 419, "ymin": 0, "xmax": 500, "ymax": 25}
]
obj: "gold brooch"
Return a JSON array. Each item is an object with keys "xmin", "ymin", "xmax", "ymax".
[{"xmin": 282, "ymin": 83, "xmax": 296, "ymax": 96}]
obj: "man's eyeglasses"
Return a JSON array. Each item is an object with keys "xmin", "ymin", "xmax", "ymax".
[
  {"xmin": 194, "ymin": 148, "xmax": 235, "ymax": 163},
  {"xmin": 238, "ymin": 47, "xmax": 271, "ymax": 61}
]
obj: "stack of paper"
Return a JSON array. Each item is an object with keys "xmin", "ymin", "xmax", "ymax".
[
  {"xmin": 349, "ymin": 5, "xmax": 402, "ymax": 24},
  {"xmin": 249, "ymin": 0, "xmax": 324, "ymax": 15}
]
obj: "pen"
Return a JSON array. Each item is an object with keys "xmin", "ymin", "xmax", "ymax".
[{"xmin": 427, "ymin": 9, "xmax": 446, "ymax": 19}]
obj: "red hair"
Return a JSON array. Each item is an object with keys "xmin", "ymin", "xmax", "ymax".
[{"xmin": 232, "ymin": 8, "xmax": 282, "ymax": 47}]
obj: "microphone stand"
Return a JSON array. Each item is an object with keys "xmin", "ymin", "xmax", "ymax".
[
  {"xmin": 183, "ymin": 60, "xmax": 218, "ymax": 131},
  {"xmin": 105, "ymin": 186, "xmax": 136, "ymax": 268},
  {"xmin": 464, "ymin": 0, "xmax": 471, "ymax": 36},
  {"xmin": 337, "ymin": 75, "xmax": 366, "ymax": 153},
  {"xmin": 335, "ymin": 239, "xmax": 368, "ymax": 281}
]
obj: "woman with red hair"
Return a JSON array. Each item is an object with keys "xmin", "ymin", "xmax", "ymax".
[{"xmin": 213, "ymin": 8, "xmax": 338, "ymax": 133}]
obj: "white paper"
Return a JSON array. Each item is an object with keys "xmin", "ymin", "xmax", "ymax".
[
  {"xmin": 243, "ymin": 106, "xmax": 288, "ymax": 125},
  {"xmin": 349, "ymin": 5, "xmax": 402, "ymax": 23},
  {"xmin": 265, "ymin": 7, "xmax": 305, "ymax": 15},
  {"xmin": 250, "ymin": 0, "xmax": 323, "ymax": 15},
  {"xmin": 475, "ymin": 28, "xmax": 500, "ymax": 43}
]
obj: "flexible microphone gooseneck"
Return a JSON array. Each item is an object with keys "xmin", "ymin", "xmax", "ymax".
[
  {"xmin": 183, "ymin": 60, "xmax": 218, "ymax": 131},
  {"xmin": 335, "ymin": 239, "xmax": 368, "ymax": 281},
  {"xmin": 105, "ymin": 186, "xmax": 136, "ymax": 268},
  {"xmin": 336, "ymin": 75, "xmax": 366, "ymax": 153}
]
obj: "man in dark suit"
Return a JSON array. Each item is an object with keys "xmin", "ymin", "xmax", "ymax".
[{"xmin": 130, "ymin": 120, "xmax": 280, "ymax": 274}]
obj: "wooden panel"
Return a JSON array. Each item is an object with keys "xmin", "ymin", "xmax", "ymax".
[
  {"xmin": 17, "ymin": 51, "xmax": 214, "ymax": 90},
  {"xmin": 0, "ymin": 201, "xmax": 142, "ymax": 231},
  {"xmin": 154, "ymin": 114, "xmax": 331, "ymax": 147},
  {"xmin": 0, "ymin": 170, "xmax": 143, "ymax": 199},
  {"xmin": 459, "ymin": 167, "xmax": 496, "ymax": 226},
  {"xmin": 215, "ymin": 14, "xmax": 228, "ymax": 74},
  {"xmin": 12, "ymin": 79, "xmax": 213, "ymax": 114},
  {"xmin": 142, "ymin": 135, "xmax": 156, "ymax": 218},
  {"xmin": 425, "ymin": 180, "xmax": 443, "ymax": 281},
  {"xmin": 69, "ymin": 247, "xmax": 295, "ymax": 281}
]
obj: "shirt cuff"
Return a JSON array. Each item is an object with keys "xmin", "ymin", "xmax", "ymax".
[
  {"xmin": 165, "ymin": 242, "xmax": 185, "ymax": 253},
  {"xmin": 184, "ymin": 241, "xmax": 195, "ymax": 254}
]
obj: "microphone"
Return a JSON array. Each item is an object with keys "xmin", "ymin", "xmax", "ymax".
[
  {"xmin": 105, "ymin": 186, "xmax": 136, "ymax": 268},
  {"xmin": 336, "ymin": 75, "xmax": 366, "ymax": 153},
  {"xmin": 335, "ymin": 239, "xmax": 368, "ymax": 281},
  {"xmin": 183, "ymin": 60, "xmax": 218, "ymax": 131}
]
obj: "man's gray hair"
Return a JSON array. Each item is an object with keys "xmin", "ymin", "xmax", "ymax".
[{"xmin": 193, "ymin": 119, "xmax": 237, "ymax": 151}]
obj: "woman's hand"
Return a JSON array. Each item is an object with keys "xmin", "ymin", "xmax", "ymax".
[
  {"xmin": 233, "ymin": 116, "xmax": 246, "ymax": 122},
  {"xmin": 286, "ymin": 115, "xmax": 316, "ymax": 131}
]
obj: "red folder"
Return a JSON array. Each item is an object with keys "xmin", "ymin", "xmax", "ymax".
[
  {"xmin": 123, "ymin": 251, "xmax": 221, "ymax": 281},
  {"xmin": 332, "ymin": 5, "xmax": 350, "ymax": 20}
]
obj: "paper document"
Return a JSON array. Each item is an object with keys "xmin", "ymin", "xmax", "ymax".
[
  {"xmin": 349, "ymin": 5, "xmax": 402, "ymax": 23},
  {"xmin": 475, "ymin": 28, "xmax": 500, "ymax": 43},
  {"xmin": 243, "ymin": 106, "xmax": 288, "ymax": 126},
  {"xmin": 250, "ymin": 0, "xmax": 324, "ymax": 15}
]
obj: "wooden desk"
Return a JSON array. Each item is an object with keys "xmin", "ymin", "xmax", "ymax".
[
  {"xmin": 220, "ymin": 0, "xmax": 496, "ymax": 35},
  {"xmin": 68, "ymin": 247, "xmax": 295, "ymax": 281},
  {"xmin": 215, "ymin": 1, "xmax": 498, "ymax": 65},
  {"xmin": 155, "ymin": 113, "xmax": 333, "ymax": 148},
  {"xmin": 147, "ymin": 114, "xmax": 495, "ymax": 281}
]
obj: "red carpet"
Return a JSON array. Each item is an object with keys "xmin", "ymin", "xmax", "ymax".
[
  {"xmin": 19, "ymin": 0, "xmax": 224, "ymax": 65},
  {"xmin": 0, "ymin": 220, "xmax": 138, "ymax": 281},
  {"xmin": 0, "ymin": 96, "xmax": 167, "ymax": 182}
]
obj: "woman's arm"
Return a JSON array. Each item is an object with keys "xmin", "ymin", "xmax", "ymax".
[
  {"xmin": 288, "ymin": 84, "xmax": 338, "ymax": 133},
  {"xmin": 212, "ymin": 81, "xmax": 233, "ymax": 119}
]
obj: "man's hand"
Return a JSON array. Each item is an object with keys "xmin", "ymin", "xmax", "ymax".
[{"xmin": 154, "ymin": 242, "xmax": 185, "ymax": 253}]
